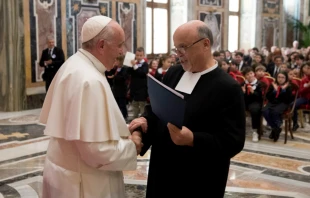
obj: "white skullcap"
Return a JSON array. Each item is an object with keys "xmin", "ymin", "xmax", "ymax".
[{"xmin": 81, "ymin": 15, "xmax": 112, "ymax": 43}]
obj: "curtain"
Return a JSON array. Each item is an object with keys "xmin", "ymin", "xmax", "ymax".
[{"xmin": 0, "ymin": 0, "xmax": 25, "ymax": 111}]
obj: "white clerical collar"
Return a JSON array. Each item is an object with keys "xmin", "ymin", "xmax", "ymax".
[
  {"xmin": 199, "ymin": 61, "xmax": 218, "ymax": 75},
  {"xmin": 78, "ymin": 48, "xmax": 107, "ymax": 74},
  {"xmin": 175, "ymin": 61, "xmax": 218, "ymax": 94}
]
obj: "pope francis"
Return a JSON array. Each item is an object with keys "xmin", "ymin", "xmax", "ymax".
[{"xmin": 39, "ymin": 16, "xmax": 141, "ymax": 198}]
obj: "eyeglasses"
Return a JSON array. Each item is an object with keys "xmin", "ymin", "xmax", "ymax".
[{"xmin": 171, "ymin": 38, "xmax": 206, "ymax": 54}]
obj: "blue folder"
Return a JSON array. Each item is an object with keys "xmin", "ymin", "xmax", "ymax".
[{"xmin": 147, "ymin": 74, "xmax": 186, "ymax": 129}]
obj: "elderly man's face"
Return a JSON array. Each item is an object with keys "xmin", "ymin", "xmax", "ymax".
[
  {"xmin": 101, "ymin": 23, "xmax": 125, "ymax": 71},
  {"xmin": 173, "ymin": 31, "xmax": 207, "ymax": 72}
]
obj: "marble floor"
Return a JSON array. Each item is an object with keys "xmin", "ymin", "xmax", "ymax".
[{"xmin": 0, "ymin": 109, "xmax": 309, "ymax": 198}]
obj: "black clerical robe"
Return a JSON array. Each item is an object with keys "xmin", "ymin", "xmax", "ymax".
[{"xmin": 140, "ymin": 65, "xmax": 246, "ymax": 198}]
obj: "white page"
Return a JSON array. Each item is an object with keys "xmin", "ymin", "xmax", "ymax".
[
  {"xmin": 123, "ymin": 52, "xmax": 136, "ymax": 67},
  {"xmin": 148, "ymin": 74, "xmax": 184, "ymax": 99}
]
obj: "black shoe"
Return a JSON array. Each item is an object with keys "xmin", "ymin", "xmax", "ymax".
[
  {"xmin": 269, "ymin": 129, "xmax": 275, "ymax": 139},
  {"xmin": 273, "ymin": 127, "xmax": 282, "ymax": 142},
  {"xmin": 292, "ymin": 124, "xmax": 299, "ymax": 132}
]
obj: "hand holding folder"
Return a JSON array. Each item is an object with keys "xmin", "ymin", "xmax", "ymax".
[{"xmin": 147, "ymin": 74, "xmax": 186, "ymax": 129}]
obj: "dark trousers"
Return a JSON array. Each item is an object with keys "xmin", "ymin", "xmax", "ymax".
[
  {"xmin": 263, "ymin": 108, "xmax": 282, "ymax": 128},
  {"xmin": 115, "ymin": 97, "xmax": 128, "ymax": 119},
  {"xmin": 292, "ymin": 97, "xmax": 309, "ymax": 124},
  {"xmin": 247, "ymin": 102, "xmax": 262, "ymax": 129},
  {"xmin": 45, "ymin": 76, "xmax": 53, "ymax": 92}
]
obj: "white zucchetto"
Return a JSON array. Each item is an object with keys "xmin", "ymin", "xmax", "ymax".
[{"xmin": 81, "ymin": 15, "xmax": 112, "ymax": 43}]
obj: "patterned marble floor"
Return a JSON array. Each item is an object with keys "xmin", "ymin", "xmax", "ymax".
[{"xmin": 0, "ymin": 109, "xmax": 309, "ymax": 198}]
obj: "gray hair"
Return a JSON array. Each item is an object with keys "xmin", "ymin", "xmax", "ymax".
[
  {"xmin": 82, "ymin": 24, "xmax": 115, "ymax": 50},
  {"xmin": 197, "ymin": 25, "xmax": 213, "ymax": 46}
]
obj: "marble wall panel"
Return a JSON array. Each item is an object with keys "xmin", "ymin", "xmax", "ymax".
[
  {"xmin": 66, "ymin": 0, "xmax": 111, "ymax": 56},
  {"xmin": 24, "ymin": 0, "xmax": 141, "ymax": 92},
  {"xmin": 116, "ymin": 2, "xmax": 137, "ymax": 53},
  {"xmin": 29, "ymin": 0, "xmax": 62, "ymax": 83}
]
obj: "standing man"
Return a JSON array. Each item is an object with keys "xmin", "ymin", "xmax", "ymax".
[
  {"xmin": 129, "ymin": 20, "xmax": 245, "ymax": 197},
  {"xmin": 39, "ymin": 37, "xmax": 65, "ymax": 92},
  {"xmin": 39, "ymin": 16, "xmax": 142, "ymax": 198}
]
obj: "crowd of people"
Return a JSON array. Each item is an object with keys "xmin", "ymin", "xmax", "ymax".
[
  {"xmin": 104, "ymin": 48, "xmax": 179, "ymax": 121},
  {"xmin": 213, "ymin": 44, "xmax": 310, "ymax": 142},
  {"xmin": 104, "ymin": 38, "xmax": 310, "ymax": 145}
]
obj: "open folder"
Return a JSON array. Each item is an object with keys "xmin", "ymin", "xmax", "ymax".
[{"xmin": 147, "ymin": 74, "xmax": 186, "ymax": 129}]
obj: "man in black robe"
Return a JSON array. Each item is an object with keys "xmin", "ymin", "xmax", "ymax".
[{"xmin": 129, "ymin": 20, "xmax": 245, "ymax": 198}]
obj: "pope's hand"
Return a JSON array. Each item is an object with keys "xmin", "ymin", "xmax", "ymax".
[
  {"xmin": 128, "ymin": 117, "xmax": 148, "ymax": 133},
  {"xmin": 167, "ymin": 123, "xmax": 194, "ymax": 146},
  {"xmin": 129, "ymin": 131, "xmax": 143, "ymax": 155}
]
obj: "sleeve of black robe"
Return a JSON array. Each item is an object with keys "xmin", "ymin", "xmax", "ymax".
[
  {"xmin": 193, "ymin": 82, "xmax": 246, "ymax": 159},
  {"xmin": 137, "ymin": 66, "xmax": 182, "ymax": 156},
  {"xmin": 138, "ymin": 104, "xmax": 158, "ymax": 156}
]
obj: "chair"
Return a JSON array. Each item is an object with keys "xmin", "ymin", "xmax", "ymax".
[
  {"xmin": 282, "ymin": 78, "xmax": 301, "ymax": 144},
  {"xmin": 235, "ymin": 75, "xmax": 245, "ymax": 85},
  {"xmin": 264, "ymin": 72, "xmax": 271, "ymax": 77},
  {"xmin": 299, "ymin": 104, "xmax": 310, "ymax": 128},
  {"xmin": 264, "ymin": 76, "xmax": 275, "ymax": 85},
  {"xmin": 282, "ymin": 89, "xmax": 299, "ymax": 144}
]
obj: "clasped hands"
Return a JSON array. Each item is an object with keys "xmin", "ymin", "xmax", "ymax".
[
  {"xmin": 128, "ymin": 117, "xmax": 194, "ymax": 155},
  {"xmin": 128, "ymin": 117, "xmax": 147, "ymax": 155},
  {"xmin": 44, "ymin": 59, "xmax": 53, "ymax": 67}
]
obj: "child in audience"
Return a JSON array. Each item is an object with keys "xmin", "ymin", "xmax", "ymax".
[
  {"xmin": 219, "ymin": 59, "xmax": 230, "ymax": 72},
  {"xmin": 255, "ymin": 64, "xmax": 270, "ymax": 94},
  {"xmin": 288, "ymin": 69, "xmax": 295, "ymax": 81},
  {"xmin": 129, "ymin": 47, "xmax": 149, "ymax": 119},
  {"xmin": 262, "ymin": 71, "xmax": 293, "ymax": 142},
  {"xmin": 292, "ymin": 62, "xmax": 310, "ymax": 131},
  {"xmin": 228, "ymin": 60, "xmax": 242, "ymax": 81},
  {"xmin": 280, "ymin": 63, "xmax": 289, "ymax": 72},
  {"xmin": 149, "ymin": 59, "xmax": 158, "ymax": 77},
  {"xmin": 155, "ymin": 55, "xmax": 171, "ymax": 82},
  {"xmin": 242, "ymin": 67, "xmax": 263, "ymax": 142},
  {"xmin": 293, "ymin": 68, "xmax": 300, "ymax": 78},
  {"xmin": 299, "ymin": 63, "xmax": 310, "ymax": 78}
]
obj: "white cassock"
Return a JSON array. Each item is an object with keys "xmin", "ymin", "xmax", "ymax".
[{"xmin": 39, "ymin": 48, "xmax": 137, "ymax": 198}]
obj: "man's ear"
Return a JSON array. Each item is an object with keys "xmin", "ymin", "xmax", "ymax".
[
  {"xmin": 97, "ymin": 39, "xmax": 105, "ymax": 50},
  {"xmin": 204, "ymin": 38, "xmax": 211, "ymax": 50}
]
